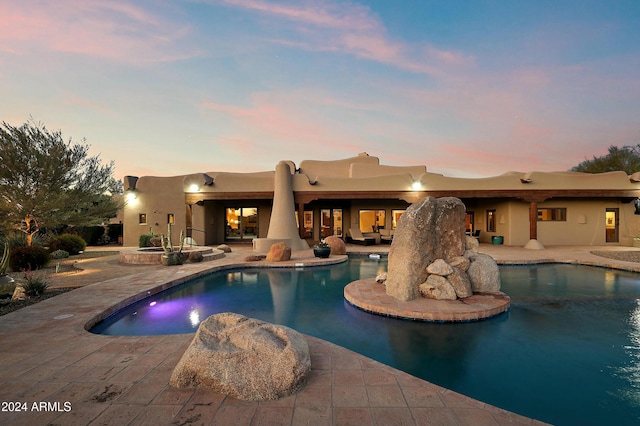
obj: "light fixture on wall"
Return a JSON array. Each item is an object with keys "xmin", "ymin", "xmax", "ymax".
[
  {"xmin": 499, "ymin": 215, "xmax": 505, "ymax": 224},
  {"xmin": 184, "ymin": 174, "xmax": 214, "ymax": 193},
  {"xmin": 577, "ymin": 214, "xmax": 587, "ymax": 224},
  {"xmin": 124, "ymin": 176, "xmax": 138, "ymax": 191},
  {"xmin": 411, "ymin": 181, "xmax": 422, "ymax": 190},
  {"xmin": 124, "ymin": 175, "xmax": 139, "ymax": 204}
]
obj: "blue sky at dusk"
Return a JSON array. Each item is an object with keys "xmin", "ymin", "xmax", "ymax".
[{"xmin": 1, "ymin": 0, "xmax": 639, "ymax": 178}]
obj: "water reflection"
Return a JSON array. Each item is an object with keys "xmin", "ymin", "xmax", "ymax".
[
  {"xmin": 266, "ymin": 269, "xmax": 300, "ymax": 325},
  {"xmin": 618, "ymin": 301, "xmax": 640, "ymax": 407}
]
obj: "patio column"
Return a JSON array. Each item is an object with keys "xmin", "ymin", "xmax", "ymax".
[
  {"xmin": 524, "ymin": 198, "xmax": 545, "ymax": 250},
  {"xmin": 529, "ymin": 202, "xmax": 537, "ymax": 240}
]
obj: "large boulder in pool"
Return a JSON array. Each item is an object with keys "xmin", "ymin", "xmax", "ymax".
[
  {"xmin": 466, "ymin": 253, "xmax": 501, "ymax": 292},
  {"xmin": 169, "ymin": 313, "xmax": 310, "ymax": 401},
  {"xmin": 385, "ymin": 196, "xmax": 500, "ymax": 301},
  {"xmin": 385, "ymin": 197, "xmax": 466, "ymax": 301}
]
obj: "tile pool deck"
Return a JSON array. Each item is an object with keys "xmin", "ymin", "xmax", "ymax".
[{"xmin": 2, "ymin": 244, "xmax": 640, "ymax": 425}]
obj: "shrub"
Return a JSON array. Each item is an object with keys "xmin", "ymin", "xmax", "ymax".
[
  {"xmin": 22, "ymin": 271, "xmax": 48, "ymax": 296},
  {"xmin": 2, "ymin": 232, "xmax": 46, "ymax": 248},
  {"xmin": 49, "ymin": 234, "xmax": 86, "ymax": 255},
  {"xmin": 50, "ymin": 249, "xmax": 70, "ymax": 259},
  {"xmin": 96, "ymin": 234, "xmax": 111, "ymax": 245},
  {"xmin": 9, "ymin": 246, "xmax": 51, "ymax": 271},
  {"xmin": 139, "ymin": 233, "xmax": 156, "ymax": 247}
]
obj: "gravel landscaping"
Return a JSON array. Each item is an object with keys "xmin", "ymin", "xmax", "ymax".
[{"xmin": 591, "ymin": 250, "xmax": 640, "ymax": 263}]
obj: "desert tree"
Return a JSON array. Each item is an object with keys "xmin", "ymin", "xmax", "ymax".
[
  {"xmin": 571, "ymin": 145, "xmax": 640, "ymax": 175},
  {"xmin": 0, "ymin": 119, "xmax": 122, "ymax": 246}
]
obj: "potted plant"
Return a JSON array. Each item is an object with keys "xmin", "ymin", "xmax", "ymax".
[
  {"xmin": 160, "ymin": 223, "xmax": 185, "ymax": 266},
  {"xmin": 313, "ymin": 239, "xmax": 331, "ymax": 258}
]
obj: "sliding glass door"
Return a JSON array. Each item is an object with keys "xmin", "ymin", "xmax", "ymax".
[{"xmin": 225, "ymin": 207, "xmax": 258, "ymax": 241}]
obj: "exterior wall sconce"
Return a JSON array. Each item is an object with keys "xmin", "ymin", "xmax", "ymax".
[
  {"xmin": 411, "ymin": 181, "xmax": 422, "ymax": 190},
  {"xmin": 124, "ymin": 175, "xmax": 138, "ymax": 191},
  {"xmin": 124, "ymin": 175, "xmax": 139, "ymax": 204},
  {"xmin": 185, "ymin": 174, "xmax": 213, "ymax": 193}
]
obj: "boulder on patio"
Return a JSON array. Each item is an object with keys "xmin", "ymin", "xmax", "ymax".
[
  {"xmin": 266, "ymin": 241, "xmax": 291, "ymax": 262},
  {"xmin": 325, "ymin": 235, "xmax": 347, "ymax": 255},
  {"xmin": 170, "ymin": 313, "xmax": 310, "ymax": 401}
]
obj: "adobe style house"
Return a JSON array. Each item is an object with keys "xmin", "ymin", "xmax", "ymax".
[{"xmin": 121, "ymin": 153, "xmax": 640, "ymax": 249}]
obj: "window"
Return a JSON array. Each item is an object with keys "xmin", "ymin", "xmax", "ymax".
[
  {"xmin": 359, "ymin": 209, "xmax": 385, "ymax": 232},
  {"xmin": 139, "ymin": 213, "xmax": 147, "ymax": 225},
  {"xmin": 537, "ymin": 208, "xmax": 566, "ymax": 221},
  {"xmin": 486, "ymin": 210, "xmax": 496, "ymax": 232},
  {"xmin": 391, "ymin": 210, "xmax": 405, "ymax": 229}
]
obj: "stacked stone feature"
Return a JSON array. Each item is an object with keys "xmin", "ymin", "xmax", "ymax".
[{"xmin": 384, "ymin": 196, "xmax": 501, "ymax": 301}]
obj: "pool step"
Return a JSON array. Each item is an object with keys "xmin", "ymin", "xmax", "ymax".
[{"xmin": 202, "ymin": 249, "xmax": 225, "ymax": 262}]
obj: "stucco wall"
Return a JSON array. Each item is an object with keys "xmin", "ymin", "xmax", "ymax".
[
  {"xmin": 123, "ymin": 175, "xmax": 187, "ymax": 247},
  {"xmin": 121, "ymin": 154, "xmax": 640, "ymax": 248}
]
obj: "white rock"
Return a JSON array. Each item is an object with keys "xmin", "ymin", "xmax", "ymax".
[
  {"xmin": 418, "ymin": 275, "xmax": 457, "ymax": 300},
  {"xmin": 426, "ymin": 259, "xmax": 454, "ymax": 276}
]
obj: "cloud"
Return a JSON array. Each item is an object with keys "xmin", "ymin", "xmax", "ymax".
[
  {"xmin": 217, "ymin": 0, "xmax": 472, "ymax": 75},
  {"xmin": 0, "ymin": 0, "xmax": 201, "ymax": 64},
  {"xmin": 201, "ymin": 91, "xmax": 371, "ymax": 159}
]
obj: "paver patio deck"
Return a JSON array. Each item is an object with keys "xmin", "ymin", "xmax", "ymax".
[{"xmin": 2, "ymin": 243, "xmax": 639, "ymax": 425}]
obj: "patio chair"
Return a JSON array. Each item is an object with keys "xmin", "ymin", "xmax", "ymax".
[
  {"xmin": 472, "ymin": 230, "xmax": 481, "ymax": 240},
  {"xmin": 348, "ymin": 228, "xmax": 376, "ymax": 245}
]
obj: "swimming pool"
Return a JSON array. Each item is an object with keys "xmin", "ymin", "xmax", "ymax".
[{"xmin": 92, "ymin": 259, "xmax": 640, "ymax": 425}]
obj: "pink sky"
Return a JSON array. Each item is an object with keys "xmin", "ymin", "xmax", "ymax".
[{"xmin": 1, "ymin": 0, "xmax": 638, "ymax": 178}]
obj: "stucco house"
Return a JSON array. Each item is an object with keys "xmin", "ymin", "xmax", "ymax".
[{"xmin": 121, "ymin": 153, "xmax": 640, "ymax": 249}]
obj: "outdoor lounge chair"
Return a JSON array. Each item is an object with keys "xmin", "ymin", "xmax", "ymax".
[{"xmin": 348, "ymin": 228, "xmax": 376, "ymax": 245}]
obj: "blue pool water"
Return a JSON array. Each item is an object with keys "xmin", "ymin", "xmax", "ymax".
[{"xmin": 92, "ymin": 259, "xmax": 640, "ymax": 425}]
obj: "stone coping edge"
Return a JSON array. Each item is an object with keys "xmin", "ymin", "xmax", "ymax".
[
  {"xmin": 497, "ymin": 259, "xmax": 640, "ymax": 273},
  {"xmin": 344, "ymin": 278, "xmax": 510, "ymax": 323}
]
